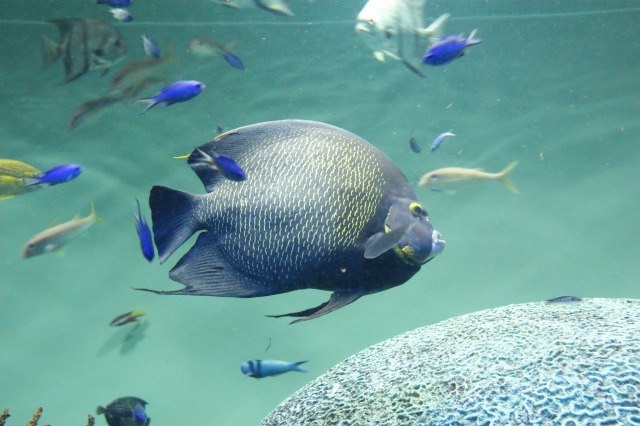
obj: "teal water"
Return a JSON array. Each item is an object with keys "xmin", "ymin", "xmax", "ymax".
[{"xmin": 1, "ymin": 1, "xmax": 639, "ymax": 425}]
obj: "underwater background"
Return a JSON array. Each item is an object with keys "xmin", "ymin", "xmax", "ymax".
[{"xmin": 1, "ymin": 0, "xmax": 639, "ymax": 425}]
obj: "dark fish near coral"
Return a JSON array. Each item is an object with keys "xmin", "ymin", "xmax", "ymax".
[
  {"xmin": 546, "ymin": 296, "xmax": 583, "ymax": 304},
  {"xmin": 134, "ymin": 199, "xmax": 154, "ymax": 261},
  {"xmin": 422, "ymin": 29, "xmax": 482, "ymax": 66},
  {"xmin": 136, "ymin": 80, "xmax": 206, "ymax": 114},
  {"xmin": 25, "ymin": 164, "xmax": 82, "ymax": 187},
  {"xmin": 42, "ymin": 18, "xmax": 127, "ymax": 83},
  {"xmin": 0, "ymin": 159, "xmax": 41, "ymax": 200},
  {"xmin": 97, "ymin": 396, "xmax": 150, "ymax": 426},
  {"xmin": 241, "ymin": 359, "xmax": 307, "ymax": 378},
  {"xmin": 138, "ymin": 120, "xmax": 445, "ymax": 323}
]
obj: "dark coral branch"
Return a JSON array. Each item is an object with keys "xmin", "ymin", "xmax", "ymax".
[
  {"xmin": 0, "ymin": 408, "xmax": 10, "ymax": 426},
  {"xmin": 26, "ymin": 407, "xmax": 42, "ymax": 426}
]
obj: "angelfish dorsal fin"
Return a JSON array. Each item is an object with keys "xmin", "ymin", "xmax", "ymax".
[{"xmin": 363, "ymin": 221, "xmax": 416, "ymax": 259}]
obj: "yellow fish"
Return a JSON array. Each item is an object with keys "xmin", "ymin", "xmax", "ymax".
[
  {"xmin": 22, "ymin": 203, "xmax": 100, "ymax": 258},
  {"xmin": 0, "ymin": 159, "xmax": 41, "ymax": 200},
  {"xmin": 418, "ymin": 161, "xmax": 519, "ymax": 193}
]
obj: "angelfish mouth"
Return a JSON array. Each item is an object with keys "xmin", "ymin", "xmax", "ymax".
[{"xmin": 429, "ymin": 230, "xmax": 446, "ymax": 261}]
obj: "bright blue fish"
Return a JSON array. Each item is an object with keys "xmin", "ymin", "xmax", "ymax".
[
  {"xmin": 221, "ymin": 51, "xmax": 244, "ymax": 70},
  {"xmin": 241, "ymin": 359, "xmax": 307, "ymax": 379},
  {"xmin": 422, "ymin": 29, "xmax": 482, "ymax": 66},
  {"xmin": 190, "ymin": 148, "xmax": 246, "ymax": 182},
  {"xmin": 132, "ymin": 402, "xmax": 147, "ymax": 426},
  {"xmin": 141, "ymin": 34, "xmax": 160, "ymax": 59},
  {"xmin": 97, "ymin": 0, "xmax": 132, "ymax": 7},
  {"xmin": 134, "ymin": 199, "xmax": 154, "ymax": 262},
  {"xmin": 136, "ymin": 80, "xmax": 206, "ymax": 114},
  {"xmin": 25, "ymin": 164, "xmax": 82, "ymax": 187},
  {"xmin": 430, "ymin": 131, "xmax": 455, "ymax": 152}
]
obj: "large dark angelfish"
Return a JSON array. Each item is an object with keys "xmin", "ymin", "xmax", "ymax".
[{"xmin": 139, "ymin": 120, "xmax": 445, "ymax": 323}]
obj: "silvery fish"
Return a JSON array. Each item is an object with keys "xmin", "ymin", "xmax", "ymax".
[
  {"xmin": 188, "ymin": 36, "xmax": 244, "ymax": 70},
  {"xmin": 42, "ymin": 18, "xmax": 127, "ymax": 83},
  {"xmin": 241, "ymin": 359, "xmax": 307, "ymax": 379},
  {"xmin": 215, "ymin": 0, "xmax": 294, "ymax": 17},
  {"xmin": 430, "ymin": 131, "xmax": 455, "ymax": 152},
  {"xmin": 108, "ymin": 48, "xmax": 177, "ymax": 96},
  {"xmin": 418, "ymin": 161, "xmax": 519, "ymax": 193},
  {"xmin": 355, "ymin": 0, "xmax": 449, "ymax": 77},
  {"xmin": 22, "ymin": 204, "xmax": 99, "ymax": 258},
  {"xmin": 137, "ymin": 120, "xmax": 445, "ymax": 323}
]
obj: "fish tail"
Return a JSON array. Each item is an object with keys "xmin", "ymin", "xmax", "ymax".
[
  {"xmin": 42, "ymin": 35, "xmax": 61, "ymax": 67},
  {"xmin": 292, "ymin": 361, "xmax": 308, "ymax": 372},
  {"xmin": 137, "ymin": 99, "xmax": 159, "ymax": 115},
  {"xmin": 497, "ymin": 161, "xmax": 519, "ymax": 194},
  {"xmin": 89, "ymin": 201, "xmax": 106, "ymax": 225},
  {"xmin": 96, "ymin": 406, "xmax": 106, "ymax": 415},
  {"xmin": 149, "ymin": 185, "xmax": 202, "ymax": 263},
  {"xmin": 467, "ymin": 28, "xmax": 483, "ymax": 46}
]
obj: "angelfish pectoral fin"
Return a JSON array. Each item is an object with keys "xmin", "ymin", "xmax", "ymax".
[
  {"xmin": 364, "ymin": 221, "xmax": 416, "ymax": 259},
  {"xmin": 266, "ymin": 289, "xmax": 364, "ymax": 324}
]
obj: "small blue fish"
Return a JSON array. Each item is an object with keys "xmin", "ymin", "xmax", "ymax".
[
  {"xmin": 136, "ymin": 80, "xmax": 206, "ymax": 114},
  {"xmin": 422, "ymin": 29, "xmax": 482, "ymax": 66},
  {"xmin": 241, "ymin": 359, "xmax": 307, "ymax": 379},
  {"xmin": 25, "ymin": 164, "xmax": 82, "ymax": 187},
  {"xmin": 141, "ymin": 34, "xmax": 160, "ymax": 59},
  {"xmin": 431, "ymin": 131, "xmax": 455, "ymax": 152},
  {"xmin": 190, "ymin": 148, "xmax": 246, "ymax": 182},
  {"xmin": 109, "ymin": 8, "xmax": 133, "ymax": 22},
  {"xmin": 132, "ymin": 403, "xmax": 147, "ymax": 426},
  {"xmin": 134, "ymin": 199, "xmax": 154, "ymax": 261},
  {"xmin": 221, "ymin": 50, "xmax": 244, "ymax": 70},
  {"xmin": 546, "ymin": 296, "xmax": 583, "ymax": 304},
  {"xmin": 97, "ymin": 0, "xmax": 132, "ymax": 7}
]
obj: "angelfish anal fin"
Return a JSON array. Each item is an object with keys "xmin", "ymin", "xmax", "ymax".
[{"xmin": 267, "ymin": 289, "xmax": 364, "ymax": 324}]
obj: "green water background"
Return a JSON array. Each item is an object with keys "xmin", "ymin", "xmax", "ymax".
[{"xmin": 1, "ymin": 1, "xmax": 639, "ymax": 424}]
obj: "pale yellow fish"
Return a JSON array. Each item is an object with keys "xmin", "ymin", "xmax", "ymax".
[
  {"xmin": 22, "ymin": 203, "xmax": 100, "ymax": 258},
  {"xmin": 0, "ymin": 159, "xmax": 41, "ymax": 200},
  {"xmin": 418, "ymin": 161, "xmax": 519, "ymax": 193}
]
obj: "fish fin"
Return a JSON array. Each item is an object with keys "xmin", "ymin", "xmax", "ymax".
[
  {"xmin": 291, "ymin": 361, "xmax": 308, "ymax": 372},
  {"xmin": 42, "ymin": 35, "xmax": 61, "ymax": 67},
  {"xmin": 137, "ymin": 99, "xmax": 160, "ymax": 114},
  {"xmin": 187, "ymin": 149, "xmax": 224, "ymax": 191},
  {"xmin": 401, "ymin": 59, "xmax": 425, "ymax": 78},
  {"xmin": 149, "ymin": 185, "xmax": 203, "ymax": 263},
  {"xmin": 267, "ymin": 289, "xmax": 364, "ymax": 324},
  {"xmin": 0, "ymin": 194, "xmax": 15, "ymax": 200},
  {"xmin": 467, "ymin": 28, "xmax": 483, "ymax": 46},
  {"xmin": 163, "ymin": 44, "xmax": 181, "ymax": 66},
  {"xmin": 137, "ymin": 232, "xmax": 284, "ymax": 297},
  {"xmin": 364, "ymin": 222, "xmax": 415, "ymax": 259},
  {"xmin": 419, "ymin": 13, "xmax": 450, "ymax": 42},
  {"xmin": 498, "ymin": 161, "xmax": 519, "ymax": 194}
]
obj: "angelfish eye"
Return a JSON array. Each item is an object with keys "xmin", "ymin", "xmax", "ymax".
[{"xmin": 409, "ymin": 202, "xmax": 426, "ymax": 217}]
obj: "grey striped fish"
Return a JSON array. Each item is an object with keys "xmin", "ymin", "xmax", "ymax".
[{"xmin": 139, "ymin": 120, "xmax": 445, "ymax": 323}]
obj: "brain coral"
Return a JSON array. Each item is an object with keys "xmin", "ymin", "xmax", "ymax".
[{"xmin": 263, "ymin": 299, "xmax": 640, "ymax": 425}]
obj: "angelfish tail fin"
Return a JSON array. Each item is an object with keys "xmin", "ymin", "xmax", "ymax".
[
  {"xmin": 498, "ymin": 161, "xmax": 519, "ymax": 194},
  {"xmin": 149, "ymin": 186, "xmax": 202, "ymax": 263}
]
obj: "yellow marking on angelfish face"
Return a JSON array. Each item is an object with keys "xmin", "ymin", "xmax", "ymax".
[
  {"xmin": 409, "ymin": 202, "xmax": 426, "ymax": 217},
  {"xmin": 401, "ymin": 246, "xmax": 415, "ymax": 258},
  {"xmin": 172, "ymin": 154, "xmax": 190, "ymax": 159}
]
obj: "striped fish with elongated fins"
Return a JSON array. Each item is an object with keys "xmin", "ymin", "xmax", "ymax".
[
  {"xmin": 418, "ymin": 161, "xmax": 519, "ymax": 193},
  {"xmin": 138, "ymin": 120, "xmax": 445, "ymax": 323}
]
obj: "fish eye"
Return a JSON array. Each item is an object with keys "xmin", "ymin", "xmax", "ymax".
[
  {"xmin": 94, "ymin": 48, "xmax": 104, "ymax": 56},
  {"xmin": 385, "ymin": 30, "xmax": 393, "ymax": 39},
  {"xmin": 409, "ymin": 202, "xmax": 426, "ymax": 217}
]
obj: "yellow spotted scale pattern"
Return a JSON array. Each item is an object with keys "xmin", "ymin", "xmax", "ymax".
[{"xmin": 197, "ymin": 121, "xmax": 387, "ymax": 288}]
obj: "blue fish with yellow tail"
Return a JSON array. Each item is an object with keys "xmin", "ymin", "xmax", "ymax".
[
  {"xmin": 422, "ymin": 29, "xmax": 482, "ymax": 66},
  {"xmin": 137, "ymin": 120, "xmax": 445, "ymax": 323},
  {"xmin": 136, "ymin": 80, "xmax": 205, "ymax": 114},
  {"xmin": 241, "ymin": 359, "xmax": 307, "ymax": 379},
  {"xmin": 134, "ymin": 199, "xmax": 154, "ymax": 261}
]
